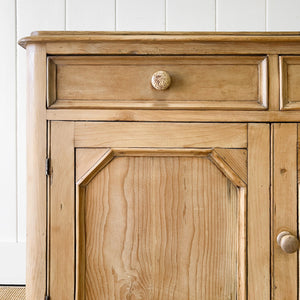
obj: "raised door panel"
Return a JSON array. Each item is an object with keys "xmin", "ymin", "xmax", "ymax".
[
  {"xmin": 49, "ymin": 122, "xmax": 270, "ymax": 300},
  {"xmin": 280, "ymin": 56, "xmax": 300, "ymax": 110},
  {"xmin": 77, "ymin": 150, "xmax": 245, "ymax": 300}
]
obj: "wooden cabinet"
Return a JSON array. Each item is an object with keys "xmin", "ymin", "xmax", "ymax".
[{"xmin": 19, "ymin": 32, "xmax": 300, "ymax": 300}]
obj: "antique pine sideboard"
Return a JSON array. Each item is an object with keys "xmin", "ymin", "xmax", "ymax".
[{"xmin": 19, "ymin": 32, "xmax": 300, "ymax": 300}]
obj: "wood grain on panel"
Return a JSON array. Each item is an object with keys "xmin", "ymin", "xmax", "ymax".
[
  {"xmin": 280, "ymin": 56, "xmax": 300, "ymax": 110},
  {"xmin": 26, "ymin": 45, "xmax": 47, "ymax": 300},
  {"xmin": 50, "ymin": 122, "xmax": 75, "ymax": 299},
  {"xmin": 268, "ymin": 55, "xmax": 280, "ymax": 111},
  {"xmin": 79, "ymin": 155, "xmax": 242, "ymax": 299},
  {"xmin": 66, "ymin": 0, "xmax": 115, "ymax": 30},
  {"xmin": 214, "ymin": 149, "xmax": 247, "ymax": 184},
  {"xmin": 46, "ymin": 108, "xmax": 300, "ymax": 122},
  {"xmin": 76, "ymin": 148, "xmax": 109, "ymax": 181},
  {"xmin": 248, "ymin": 124, "xmax": 270, "ymax": 300},
  {"xmin": 48, "ymin": 56, "xmax": 267, "ymax": 110},
  {"xmin": 273, "ymin": 123, "xmax": 297, "ymax": 300},
  {"xmin": 75, "ymin": 122, "xmax": 247, "ymax": 148}
]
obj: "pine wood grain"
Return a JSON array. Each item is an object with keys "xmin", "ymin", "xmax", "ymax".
[
  {"xmin": 248, "ymin": 124, "xmax": 270, "ymax": 300},
  {"xmin": 26, "ymin": 44, "xmax": 47, "ymax": 300},
  {"xmin": 273, "ymin": 123, "xmax": 297, "ymax": 300},
  {"xmin": 82, "ymin": 156, "xmax": 240, "ymax": 299},
  {"xmin": 280, "ymin": 56, "xmax": 300, "ymax": 110},
  {"xmin": 50, "ymin": 122, "xmax": 75, "ymax": 299},
  {"xmin": 76, "ymin": 148, "xmax": 109, "ymax": 181},
  {"xmin": 48, "ymin": 55, "xmax": 267, "ymax": 110},
  {"xmin": 214, "ymin": 149, "xmax": 247, "ymax": 184},
  {"xmin": 46, "ymin": 109, "xmax": 300, "ymax": 122},
  {"xmin": 268, "ymin": 55, "xmax": 280, "ymax": 111},
  {"xmin": 74, "ymin": 122, "xmax": 247, "ymax": 148}
]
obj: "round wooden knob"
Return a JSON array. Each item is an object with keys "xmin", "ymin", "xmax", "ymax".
[
  {"xmin": 151, "ymin": 71, "xmax": 171, "ymax": 90},
  {"xmin": 277, "ymin": 231, "xmax": 299, "ymax": 254}
]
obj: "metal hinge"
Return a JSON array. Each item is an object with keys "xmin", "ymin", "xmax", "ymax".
[
  {"xmin": 46, "ymin": 158, "xmax": 51, "ymax": 176},
  {"xmin": 45, "ymin": 295, "xmax": 50, "ymax": 300}
]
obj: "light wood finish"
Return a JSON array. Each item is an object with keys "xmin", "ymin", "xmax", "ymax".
[
  {"xmin": 280, "ymin": 56, "xmax": 300, "ymax": 110},
  {"xmin": 214, "ymin": 148, "xmax": 247, "ymax": 184},
  {"xmin": 268, "ymin": 55, "xmax": 280, "ymax": 111},
  {"xmin": 76, "ymin": 148, "xmax": 109, "ymax": 181},
  {"xmin": 248, "ymin": 123, "xmax": 270, "ymax": 300},
  {"xmin": 18, "ymin": 32, "xmax": 300, "ymax": 56},
  {"xmin": 76, "ymin": 147, "xmax": 247, "ymax": 299},
  {"xmin": 26, "ymin": 44, "xmax": 47, "ymax": 300},
  {"xmin": 21, "ymin": 33, "xmax": 300, "ymax": 300},
  {"xmin": 46, "ymin": 108, "xmax": 300, "ymax": 122},
  {"xmin": 47, "ymin": 55, "xmax": 267, "ymax": 110},
  {"xmin": 273, "ymin": 123, "xmax": 297, "ymax": 300},
  {"xmin": 74, "ymin": 122, "xmax": 247, "ymax": 148},
  {"xmin": 47, "ymin": 57, "xmax": 56, "ymax": 107},
  {"xmin": 277, "ymin": 231, "xmax": 299, "ymax": 254},
  {"xmin": 50, "ymin": 122, "xmax": 75, "ymax": 299}
]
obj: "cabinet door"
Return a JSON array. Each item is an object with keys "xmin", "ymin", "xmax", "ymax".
[{"xmin": 48, "ymin": 122, "xmax": 270, "ymax": 300}]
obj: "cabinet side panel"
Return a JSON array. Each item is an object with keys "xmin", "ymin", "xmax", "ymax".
[
  {"xmin": 273, "ymin": 123, "xmax": 297, "ymax": 300},
  {"xmin": 26, "ymin": 44, "xmax": 47, "ymax": 300},
  {"xmin": 50, "ymin": 122, "xmax": 75, "ymax": 299},
  {"xmin": 248, "ymin": 123, "xmax": 270, "ymax": 299}
]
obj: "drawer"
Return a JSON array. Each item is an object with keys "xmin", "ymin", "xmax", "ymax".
[
  {"xmin": 47, "ymin": 55, "xmax": 268, "ymax": 110},
  {"xmin": 280, "ymin": 56, "xmax": 300, "ymax": 110}
]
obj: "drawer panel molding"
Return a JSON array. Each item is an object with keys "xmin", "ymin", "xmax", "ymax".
[
  {"xmin": 280, "ymin": 56, "xmax": 300, "ymax": 110},
  {"xmin": 47, "ymin": 55, "xmax": 268, "ymax": 111}
]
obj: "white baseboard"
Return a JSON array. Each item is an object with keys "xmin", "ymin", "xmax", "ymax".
[{"xmin": 0, "ymin": 242, "xmax": 25, "ymax": 284}]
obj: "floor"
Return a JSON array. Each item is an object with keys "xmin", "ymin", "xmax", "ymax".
[{"xmin": 0, "ymin": 287, "xmax": 25, "ymax": 300}]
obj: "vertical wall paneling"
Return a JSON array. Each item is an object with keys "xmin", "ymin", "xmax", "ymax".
[
  {"xmin": 0, "ymin": 0, "xmax": 17, "ymax": 242},
  {"xmin": 216, "ymin": 0, "xmax": 266, "ymax": 31},
  {"xmin": 116, "ymin": 0, "xmax": 165, "ymax": 31},
  {"xmin": 167, "ymin": 0, "xmax": 215, "ymax": 31},
  {"xmin": 267, "ymin": 0, "xmax": 300, "ymax": 30},
  {"xmin": 66, "ymin": 0, "xmax": 115, "ymax": 30},
  {"xmin": 0, "ymin": 243, "xmax": 26, "ymax": 284}
]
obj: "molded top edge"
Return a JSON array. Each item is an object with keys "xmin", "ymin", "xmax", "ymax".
[{"xmin": 18, "ymin": 31, "xmax": 300, "ymax": 48}]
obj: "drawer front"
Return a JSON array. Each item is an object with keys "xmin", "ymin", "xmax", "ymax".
[
  {"xmin": 280, "ymin": 56, "xmax": 300, "ymax": 110},
  {"xmin": 47, "ymin": 56, "xmax": 268, "ymax": 110}
]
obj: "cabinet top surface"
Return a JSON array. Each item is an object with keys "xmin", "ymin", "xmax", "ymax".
[{"xmin": 18, "ymin": 31, "xmax": 300, "ymax": 48}]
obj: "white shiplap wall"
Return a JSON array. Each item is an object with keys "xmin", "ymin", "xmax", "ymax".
[{"xmin": 1, "ymin": 0, "xmax": 300, "ymax": 284}]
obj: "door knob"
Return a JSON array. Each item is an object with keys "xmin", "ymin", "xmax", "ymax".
[
  {"xmin": 151, "ymin": 71, "xmax": 171, "ymax": 90},
  {"xmin": 277, "ymin": 231, "xmax": 299, "ymax": 254}
]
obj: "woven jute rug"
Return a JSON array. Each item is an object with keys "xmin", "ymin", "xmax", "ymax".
[{"xmin": 0, "ymin": 287, "xmax": 25, "ymax": 300}]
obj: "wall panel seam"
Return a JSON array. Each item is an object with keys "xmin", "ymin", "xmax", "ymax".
[
  {"xmin": 265, "ymin": 0, "xmax": 268, "ymax": 31},
  {"xmin": 15, "ymin": 0, "xmax": 18, "ymax": 243},
  {"xmin": 215, "ymin": 0, "xmax": 218, "ymax": 31}
]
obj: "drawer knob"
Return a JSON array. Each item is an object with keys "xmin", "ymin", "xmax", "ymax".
[
  {"xmin": 277, "ymin": 231, "xmax": 299, "ymax": 254},
  {"xmin": 151, "ymin": 71, "xmax": 171, "ymax": 90}
]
